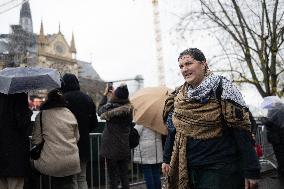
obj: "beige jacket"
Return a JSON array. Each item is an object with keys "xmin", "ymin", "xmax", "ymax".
[{"xmin": 32, "ymin": 107, "xmax": 80, "ymax": 177}]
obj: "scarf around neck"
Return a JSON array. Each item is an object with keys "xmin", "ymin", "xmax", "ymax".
[{"xmin": 187, "ymin": 73, "xmax": 246, "ymax": 107}]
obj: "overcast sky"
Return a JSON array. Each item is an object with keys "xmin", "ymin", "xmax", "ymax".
[
  {"xmin": 0, "ymin": 0, "xmax": 264, "ymax": 108},
  {"xmin": 0, "ymin": 0, "xmax": 187, "ymax": 85}
]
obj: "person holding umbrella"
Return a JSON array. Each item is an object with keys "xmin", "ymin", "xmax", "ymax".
[
  {"xmin": 98, "ymin": 83, "xmax": 133, "ymax": 189},
  {"xmin": 0, "ymin": 66, "xmax": 63, "ymax": 189},
  {"xmin": 0, "ymin": 92, "xmax": 32, "ymax": 189},
  {"xmin": 162, "ymin": 48, "xmax": 260, "ymax": 189},
  {"xmin": 261, "ymin": 96, "xmax": 284, "ymax": 177}
]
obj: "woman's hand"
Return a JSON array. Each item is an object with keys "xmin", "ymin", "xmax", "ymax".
[
  {"xmin": 162, "ymin": 163, "xmax": 170, "ymax": 175},
  {"xmin": 245, "ymin": 178, "xmax": 259, "ymax": 189}
]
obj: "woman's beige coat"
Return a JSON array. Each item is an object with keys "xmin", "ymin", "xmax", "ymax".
[{"xmin": 32, "ymin": 107, "xmax": 81, "ymax": 177}]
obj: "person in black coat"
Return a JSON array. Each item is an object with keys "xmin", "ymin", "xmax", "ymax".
[
  {"xmin": 98, "ymin": 83, "xmax": 133, "ymax": 189},
  {"xmin": 0, "ymin": 93, "xmax": 32, "ymax": 189},
  {"xmin": 61, "ymin": 73, "xmax": 98, "ymax": 189},
  {"xmin": 262, "ymin": 102, "xmax": 284, "ymax": 177}
]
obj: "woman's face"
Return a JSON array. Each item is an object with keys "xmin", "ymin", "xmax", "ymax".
[{"xmin": 178, "ymin": 55, "xmax": 206, "ymax": 88}]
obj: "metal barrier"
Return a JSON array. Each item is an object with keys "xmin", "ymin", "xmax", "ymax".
[
  {"xmin": 88, "ymin": 133, "xmax": 145, "ymax": 189},
  {"xmin": 255, "ymin": 123, "xmax": 277, "ymax": 170},
  {"xmin": 30, "ymin": 133, "xmax": 145, "ymax": 189}
]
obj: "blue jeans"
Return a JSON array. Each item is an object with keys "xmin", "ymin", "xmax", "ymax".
[{"xmin": 141, "ymin": 164, "xmax": 161, "ymax": 189}]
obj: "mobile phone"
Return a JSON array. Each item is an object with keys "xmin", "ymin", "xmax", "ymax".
[{"xmin": 108, "ymin": 82, "xmax": 113, "ymax": 91}]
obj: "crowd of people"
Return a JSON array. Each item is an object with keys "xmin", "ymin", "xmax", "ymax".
[
  {"xmin": 1, "ymin": 48, "xmax": 284, "ymax": 189},
  {"xmin": 0, "ymin": 73, "xmax": 98, "ymax": 189}
]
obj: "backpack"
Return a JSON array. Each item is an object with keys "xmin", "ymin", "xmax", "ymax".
[
  {"xmin": 216, "ymin": 77, "xmax": 255, "ymax": 142},
  {"xmin": 129, "ymin": 125, "xmax": 140, "ymax": 149}
]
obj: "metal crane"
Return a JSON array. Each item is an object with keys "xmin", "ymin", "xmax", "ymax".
[
  {"xmin": 152, "ymin": 0, "xmax": 165, "ymax": 86},
  {"xmin": 134, "ymin": 0, "xmax": 165, "ymax": 86}
]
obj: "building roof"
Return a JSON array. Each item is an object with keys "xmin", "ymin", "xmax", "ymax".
[{"xmin": 77, "ymin": 60, "xmax": 102, "ymax": 81}]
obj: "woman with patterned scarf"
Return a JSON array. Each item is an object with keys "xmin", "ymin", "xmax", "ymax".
[{"xmin": 162, "ymin": 48, "xmax": 260, "ymax": 189}]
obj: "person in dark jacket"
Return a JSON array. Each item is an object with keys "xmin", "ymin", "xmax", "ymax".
[
  {"xmin": 0, "ymin": 93, "xmax": 32, "ymax": 189},
  {"xmin": 262, "ymin": 102, "xmax": 284, "ymax": 177},
  {"xmin": 98, "ymin": 83, "xmax": 133, "ymax": 189},
  {"xmin": 162, "ymin": 48, "xmax": 260, "ymax": 189},
  {"xmin": 61, "ymin": 73, "xmax": 98, "ymax": 189}
]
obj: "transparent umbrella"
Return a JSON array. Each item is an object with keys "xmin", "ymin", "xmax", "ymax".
[{"xmin": 0, "ymin": 67, "xmax": 61, "ymax": 94}]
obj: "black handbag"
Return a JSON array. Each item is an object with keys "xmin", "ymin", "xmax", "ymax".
[
  {"xmin": 30, "ymin": 112, "xmax": 44, "ymax": 160},
  {"xmin": 129, "ymin": 125, "xmax": 140, "ymax": 149}
]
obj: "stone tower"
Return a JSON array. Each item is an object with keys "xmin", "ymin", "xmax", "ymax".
[{"xmin": 19, "ymin": 0, "xmax": 33, "ymax": 33}]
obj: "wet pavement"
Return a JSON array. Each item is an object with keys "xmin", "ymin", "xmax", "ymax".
[
  {"xmin": 129, "ymin": 172, "xmax": 284, "ymax": 189},
  {"xmin": 259, "ymin": 170, "xmax": 284, "ymax": 189},
  {"xmin": 128, "ymin": 168, "xmax": 284, "ymax": 189}
]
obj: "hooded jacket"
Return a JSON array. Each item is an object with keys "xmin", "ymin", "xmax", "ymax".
[
  {"xmin": 61, "ymin": 73, "xmax": 98, "ymax": 161},
  {"xmin": 98, "ymin": 96, "xmax": 133, "ymax": 159}
]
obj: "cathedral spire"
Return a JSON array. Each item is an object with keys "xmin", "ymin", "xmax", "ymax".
[
  {"xmin": 38, "ymin": 20, "xmax": 47, "ymax": 45},
  {"xmin": 40, "ymin": 20, "xmax": 44, "ymax": 35},
  {"xmin": 70, "ymin": 32, "xmax": 77, "ymax": 54},
  {"xmin": 19, "ymin": 0, "xmax": 33, "ymax": 33},
  {"xmin": 58, "ymin": 22, "xmax": 61, "ymax": 34}
]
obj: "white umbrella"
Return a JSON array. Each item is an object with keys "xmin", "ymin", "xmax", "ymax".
[
  {"xmin": 0, "ymin": 67, "xmax": 61, "ymax": 94},
  {"xmin": 260, "ymin": 96, "xmax": 283, "ymax": 109}
]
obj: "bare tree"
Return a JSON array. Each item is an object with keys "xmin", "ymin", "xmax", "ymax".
[{"xmin": 177, "ymin": 0, "xmax": 284, "ymax": 97}]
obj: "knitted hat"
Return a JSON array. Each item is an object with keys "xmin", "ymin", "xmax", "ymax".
[{"xmin": 114, "ymin": 83, "xmax": 129, "ymax": 100}]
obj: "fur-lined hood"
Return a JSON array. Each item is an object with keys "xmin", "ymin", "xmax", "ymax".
[{"xmin": 100, "ymin": 103, "xmax": 133, "ymax": 121}]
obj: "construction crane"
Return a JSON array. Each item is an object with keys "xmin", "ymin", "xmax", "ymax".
[
  {"xmin": 134, "ymin": 0, "xmax": 166, "ymax": 86},
  {"xmin": 152, "ymin": 0, "xmax": 165, "ymax": 86}
]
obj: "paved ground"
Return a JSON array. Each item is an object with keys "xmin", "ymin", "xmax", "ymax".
[
  {"xmin": 126, "ymin": 172, "xmax": 284, "ymax": 189},
  {"xmin": 128, "ymin": 171, "xmax": 284, "ymax": 189},
  {"xmin": 259, "ymin": 169, "xmax": 284, "ymax": 189},
  {"xmin": 92, "ymin": 171, "xmax": 284, "ymax": 189}
]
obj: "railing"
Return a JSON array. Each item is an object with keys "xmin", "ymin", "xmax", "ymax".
[
  {"xmin": 88, "ymin": 133, "xmax": 146, "ymax": 189},
  {"xmin": 254, "ymin": 121, "xmax": 277, "ymax": 170},
  {"xmin": 29, "ymin": 132, "xmax": 145, "ymax": 189}
]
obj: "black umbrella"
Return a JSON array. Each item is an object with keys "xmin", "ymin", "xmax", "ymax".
[{"xmin": 0, "ymin": 67, "xmax": 61, "ymax": 94}]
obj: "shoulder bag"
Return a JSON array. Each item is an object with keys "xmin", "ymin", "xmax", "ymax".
[
  {"xmin": 129, "ymin": 123, "xmax": 140, "ymax": 149},
  {"xmin": 30, "ymin": 112, "xmax": 44, "ymax": 160}
]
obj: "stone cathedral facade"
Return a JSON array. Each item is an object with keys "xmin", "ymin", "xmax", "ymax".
[{"xmin": 0, "ymin": 1, "xmax": 104, "ymax": 103}]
